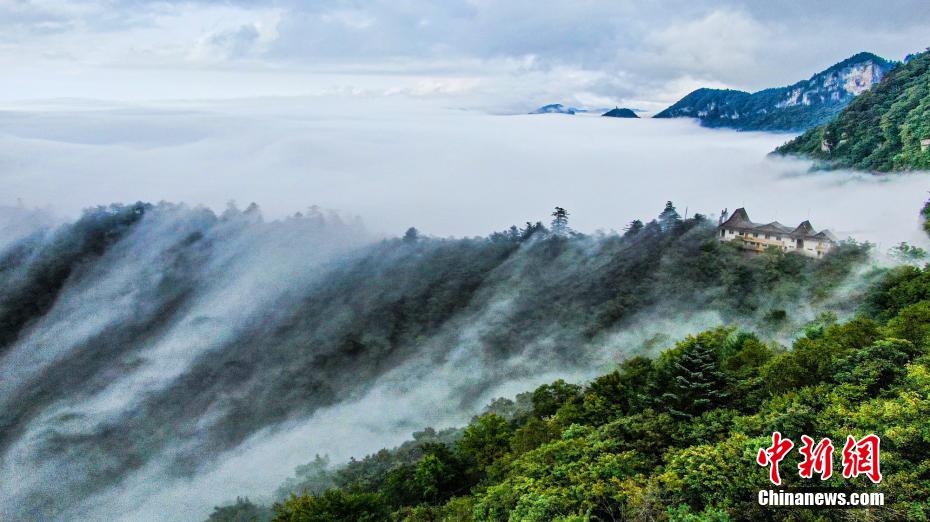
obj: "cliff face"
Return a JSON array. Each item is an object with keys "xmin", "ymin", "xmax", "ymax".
[
  {"xmin": 775, "ymin": 50, "xmax": 930, "ymax": 172},
  {"xmin": 655, "ymin": 52, "xmax": 893, "ymax": 131}
]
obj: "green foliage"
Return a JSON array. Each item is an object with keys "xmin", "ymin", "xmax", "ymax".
[
  {"xmin": 833, "ymin": 339, "xmax": 911, "ymax": 394},
  {"xmin": 458, "ymin": 414, "xmax": 512, "ymax": 477},
  {"xmin": 668, "ymin": 504, "xmax": 732, "ymax": 522},
  {"xmin": 658, "ymin": 341, "xmax": 729, "ymax": 418},
  {"xmin": 550, "ymin": 206, "xmax": 570, "ymax": 236},
  {"xmin": 273, "ymin": 490, "xmax": 390, "ymax": 522},
  {"xmin": 658, "ymin": 200, "xmax": 682, "ymax": 230},
  {"xmin": 889, "ymin": 242, "xmax": 928, "ymax": 263},
  {"xmin": 245, "ymin": 261, "xmax": 930, "ymax": 521},
  {"xmin": 777, "ymin": 50, "xmax": 930, "ymax": 172},
  {"xmin": 922, "ymin": 198, "xmax": 930, "ymax": 238},
  {"xmin": 530, "ymin": 379, "xmax": 583, "ymax": 419},
  {"xmin": 208, "ymin": 497, "xmax": 273, "ymax": 522},
  {"xmin": 175, "ymin": 200, "xmax": 930, "ymax": 522}
]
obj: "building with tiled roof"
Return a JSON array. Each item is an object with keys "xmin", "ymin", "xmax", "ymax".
[{"xmin": 717, "ymin": 208, "xmax": 837, "ymax": 258}]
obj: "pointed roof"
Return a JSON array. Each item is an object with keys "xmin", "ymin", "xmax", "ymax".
[
  {"xmin": 717, "ymin": 208, "xmax": 837, "ymax": 244},
  {"xmin": 756, "ymin": 221, "xmax": 794, "ymax": 234},
  {"xmin": 729, "ymin": 208, "xmax": 750, "ymax": 222},
  {"xmin": 719, "ymin": 208, "xmax": 756, "ymax": 230},
  {"xmin": 792, "ymin": 220, "xmax": 815, "ymax": 237}
]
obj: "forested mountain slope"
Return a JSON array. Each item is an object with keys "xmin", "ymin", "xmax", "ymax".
[
  {"xmin": 0, "ymin": 202, "xmax": 874, "ymax": 520},
  {"xmin": 776, "ymin": 50, "xmax": 930, "ymax": 172},
  {"xmin": 220, "ymin": 254, "xmax": 930, "ymax": 522}
]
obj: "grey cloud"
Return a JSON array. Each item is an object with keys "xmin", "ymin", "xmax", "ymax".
[
  {"xmin": 201, "ymin": 24, "xmax": 262, "ymax": 59},
  {"xmin": 2, "ymin": 0, "xmax": 929, "ymax": 106}
]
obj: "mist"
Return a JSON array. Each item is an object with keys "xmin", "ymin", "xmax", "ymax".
[
  {"xmin": 0, "ymin": 204, "xmax": 878, "ymax": 521},
  {"xmin": 0, "ymin": 95, "xmax": 927, "ymax": 521},
  {"xmin": 2, "ymin": 96, "xmax": 928, "ymax": 248}
]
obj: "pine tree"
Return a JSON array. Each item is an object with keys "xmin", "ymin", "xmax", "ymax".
[
  {"xmin": 551, "ymin": 207, "xmax": 570, "ymax": 236},
  {"xmin": 521, "ymin": 221, "xmax": 546, "ymax": 241},
  {"xmin": 624, "ymin": 220, "xmax": 644, "ymax": 236},
  {"xmin": 657, "ymin": 201, "xmax": 681, "ymax": 231},
  {"xmin": 660, "ymin": 343, "xmax": 728, "ymax": 418}
]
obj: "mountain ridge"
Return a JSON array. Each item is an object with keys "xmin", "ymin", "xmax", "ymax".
[
  {"xmin": 602, "ymin": 107, "xmax": 638, "ymax": 118},
  {"xmin": 530, "ymin": 103, "xmax": 581, "ymax": 115},
  {"xmin": 654, "ymin": 52, "xmax": 893, "ymax": 131},
  {"xmin": 774, "ymin": 49, "xmax": 930, "ymax": 172}
]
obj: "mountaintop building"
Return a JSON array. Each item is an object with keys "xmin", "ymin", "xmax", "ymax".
[{"xmin": 717, "ymin": 208, "xmax": 837, "ymax": 258}]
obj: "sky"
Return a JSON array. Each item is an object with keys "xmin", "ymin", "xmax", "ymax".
[
  {"xmin": 2, "ymin": 0, "xmax": 929, "ymax": 240},
  {"xmin": 1, "ymin": 0, "xmax": 929, "ymax": 111}
]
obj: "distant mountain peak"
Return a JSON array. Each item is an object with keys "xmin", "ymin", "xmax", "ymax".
[
  {"xmin": 602, "ymin": 107, "xmax": 639, "ymax": 118},
  {"xmin": 531, "ymin": 103, "xmax": 580, "ymax": 115},
  {"xmin": 654, "ymin": 52, "xmax": 893, "ymax": 131}
]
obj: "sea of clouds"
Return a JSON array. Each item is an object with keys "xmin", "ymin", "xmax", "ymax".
[{"xmin": 1, "ymin": 96, "xmax": 927, "ymax": 249}]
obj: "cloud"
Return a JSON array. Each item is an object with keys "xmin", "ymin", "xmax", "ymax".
[
  {"xmin": 1, "ymin": 97, "xmax": 927, "ymax": 247},
  {"xmin": 644, "ymin": 9, "xmax": 771, "ymax": 84},
  {"xmin": 320, "ymin": 9, "xmax": 376, "ymax": 30},
  {"xmin": 1, "ymin": 1, "xmax": 928, "ymax": 108},
  {"xmin": 192, "ymin": 23, "xmax": 262, "ymax": 61}
]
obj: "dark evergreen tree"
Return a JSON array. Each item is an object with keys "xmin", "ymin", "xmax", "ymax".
[
  {"xmin": 623, "ymin": 219, "xmax": 644, "ymax": 236},
  {"xmin": 207, "ymin": 497, "xmax": 272, "ymax": 522},
  {"xmin": 550, "ymin": 207, "xmax": 570, "ymax": 236},
  {"xmin": 520, "ymin": 221, "xmax": 546, "ymax": 241},
  {"xmin": 660, "ymin": 343, "xmax": 728, "ymax": 418},
  {"xmin": 657, "ymin": 201, "xmax": 681, "ymax": 231},
  {"xmin": 403, "ymin": 227, "xmax": 419, "ymax": 243}
]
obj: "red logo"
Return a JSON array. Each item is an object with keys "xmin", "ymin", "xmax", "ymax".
[
  {"xmin": 756, "ymin": 431, "xmax": 794, "ymax": 485},
  {"xmin": 797, "ymin": 435, "xmax": 834, "ymax": 480},
  {"xmin": 841, "ymin": 434, "xmax": 882, "ymax": 484},
  {"xmin": 757, "ymin": 433, "xmax": 881, "ymax": 485}
]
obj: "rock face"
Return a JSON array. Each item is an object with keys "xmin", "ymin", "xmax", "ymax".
[
  {"xmin": 775, "ymin": 50, "xmax": 930, "ymax": 172},
  {"xmin": 602, "ymin": 107, "xmax": 639, "ymax": 118},
  {"xmin": 654, "ymin": 52, "xmax": 893, "ymax": 131},
  {"xmin": 531, "ymin": 104, "xmax": 578, "ymax": 115}
]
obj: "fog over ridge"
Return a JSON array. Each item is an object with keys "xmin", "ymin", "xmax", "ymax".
[
  {"xmin": 0, "ymin": 200, "xmax": 883, "ymax": 520},
  {"xmin": 0, "ymin": 96, "xmax": 927, "ymax": 521}
]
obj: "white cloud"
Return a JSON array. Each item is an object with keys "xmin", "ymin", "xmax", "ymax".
[
  {"xmin": 1, "ymin": 97, "xmax": 927, "ymax": 249},
  {"xmin": 191, "ymin": 24, "xmax": 263, "ymax": 61},
  {"xmin": 0, "ymin": 1, "xmax": 927, "ymax": 108},
  {"xmin": 320, "ymin": 9, "xmax": 376, "ymax": 30},
  {"xmin": 645, "ymin": 9, "xmax": 772, "ymax": 85}
]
